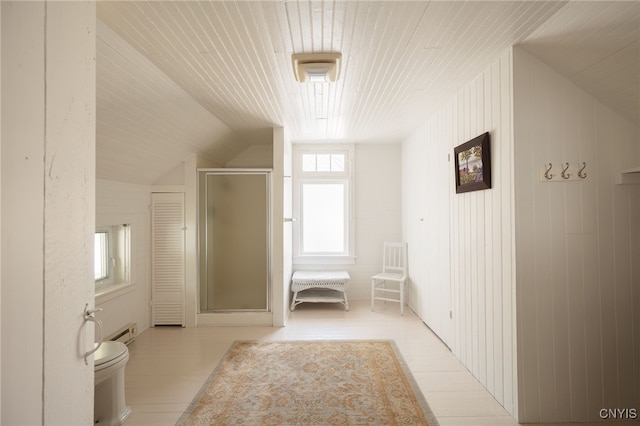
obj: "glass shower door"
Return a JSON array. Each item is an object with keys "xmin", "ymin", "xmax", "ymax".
[{"xmin": 198, "ymin": 170, "xmax": 270, "ymax": 312}]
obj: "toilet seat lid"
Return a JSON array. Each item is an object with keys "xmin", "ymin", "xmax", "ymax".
[{"xmin": 94, "ymin": 341, "xmax": 128, "ymax": 367}]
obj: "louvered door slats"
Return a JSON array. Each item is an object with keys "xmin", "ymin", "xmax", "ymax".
[{"xmin": 151, "ymin": 193, "xmax": 185, "ymax": 326}]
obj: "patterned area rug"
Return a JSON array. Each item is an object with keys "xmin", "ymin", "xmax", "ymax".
[{"xmin": 177, "ymin": 340, "xmax": 439, "ymax": 425}]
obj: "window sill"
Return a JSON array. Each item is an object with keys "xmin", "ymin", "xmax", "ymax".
[
  {"xmin": 293, "ymin": 255, "xmax": 356, "ymax": 265},
  {"xmin": 96, "ymin": 282, "xmax": 135, "ymax": 304}
]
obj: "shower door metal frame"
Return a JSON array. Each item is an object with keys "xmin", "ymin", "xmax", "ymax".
[{"xmin": 197, "ymin": 168, "xmax": 272, "ymax": 313}]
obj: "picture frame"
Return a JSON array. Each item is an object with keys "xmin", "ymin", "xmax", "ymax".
[{"xmin": 454, "ymin": 132, "xmax": 491, "ymax": 194}]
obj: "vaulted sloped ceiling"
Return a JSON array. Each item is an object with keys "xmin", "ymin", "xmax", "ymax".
[
  {"xmin": 520, "ymin": 1, "xmax": 639, "ymax": 124},
  {"xmin": 97, "ymin": 20, "xmax": 248, "ymax": 184},
  {"xmin": 95, "ymin": 1, "xmax": 639, "ymax": 184}
]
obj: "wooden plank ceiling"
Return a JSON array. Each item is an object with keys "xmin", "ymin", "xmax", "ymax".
[{"xmin": 96, "ymin": 1, "xmax": 639, "ymax": 184}]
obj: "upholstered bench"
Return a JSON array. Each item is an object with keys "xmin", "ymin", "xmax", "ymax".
[{"xmin": 290, "ymin": 271, "xmax": 350, "ymax": 311}]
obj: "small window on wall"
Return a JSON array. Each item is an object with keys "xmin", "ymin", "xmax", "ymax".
[
  {"xmin": 302, "ymin": 153, "xmax": 346, "ymax": 173},
  {"xmin": 95, "ymin": 224, "xmax": 131, "ymax": 293},
  {"xmin": 94, "ymin": 230, "xmax": 111, "ymax": 282}
]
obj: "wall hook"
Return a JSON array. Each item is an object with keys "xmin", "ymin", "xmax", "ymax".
[
  {"xmin": 578, "ymin": 162, "xmax": 587, "ymax": 179},
  {"xmin": 544, "ymin": 163, "xmax": 554, "ymax": 180},
  {"xmin": 561, "ymin": 162, "xmax": 571, "ymax": 180}
]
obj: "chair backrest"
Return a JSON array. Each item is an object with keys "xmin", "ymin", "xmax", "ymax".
[{"xmin": 381, "ymin": 242, "xmax": 407, "ymax": 275}]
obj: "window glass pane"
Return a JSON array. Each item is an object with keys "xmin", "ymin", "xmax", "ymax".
[
  {"xmin": 316, "ymin": 154, "xmax": 331, "ymax": 172},
  {"xmin": 94, "ymin": 224, "xmax": 132, "ymax": 292},
  {"xmin": 94, "ymin": 232, "xmax": 109, "ymax": 281},
  {"xmin": 330, "ymin": 154, "xmax": 345, "ymax": 172},
  {"xmin": 302, "ymin": 183, "xmax": 344, "ymax": 253},
  {"xmin": 302, "ymin": 154, "xmax": 316, "ymax": 172}
]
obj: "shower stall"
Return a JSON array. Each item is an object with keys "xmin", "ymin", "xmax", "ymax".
[{"xmin": 198, "ymin": 169, "xmax": 271, "ymax": 314}]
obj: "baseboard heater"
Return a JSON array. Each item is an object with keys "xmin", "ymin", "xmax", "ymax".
[{"xmin": 106, "ymin": 322, "xmax": 137, "ymax": 345}]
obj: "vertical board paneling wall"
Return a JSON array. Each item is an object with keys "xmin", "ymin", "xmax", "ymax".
[
  {"xmin": 404, "ymin": 46, "xmax": 640, "ymax": 423},
  {"xmin": 513, "ymin": 47, "xmax": 639, "ymax": 423},
  {"xmin": 2, "ymin": 3, "xmax": 96, "ymax": 423},
  {"xmin": 401, "ymin": 49, "xmax": 518, "ymax": 417}
]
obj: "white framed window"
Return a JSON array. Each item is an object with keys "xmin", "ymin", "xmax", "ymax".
[
  {"xmin": 293, "ymin": 145, "xmax": 355, "ymax": 264},
  {"xmin": 95, "ymin": 224, "xmax": 131, "ymax": 294},
  {"xmin": 94, "ymin": 228, "xmax": 113, "ymax": 284}
]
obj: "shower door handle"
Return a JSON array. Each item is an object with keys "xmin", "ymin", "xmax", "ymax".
[{"xmin": 284, "ymin": 218, "xmax": 297, "ymax": 222}]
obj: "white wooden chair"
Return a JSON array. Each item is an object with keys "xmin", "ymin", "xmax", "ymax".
[{"xmin": 371, "ymin": 242, "xmax": 408, "ymax": 315}]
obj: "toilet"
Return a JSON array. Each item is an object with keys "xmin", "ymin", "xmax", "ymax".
[{"xmin": 94, "ymin": 341, "xmax": 131, "ymax": 425}]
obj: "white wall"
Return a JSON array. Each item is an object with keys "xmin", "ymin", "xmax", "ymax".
[
  {"xmin": 226, "ymin": 144, "xmax": 273, "ymax": 168},
  {"xmin": 402, "ymin": 120, "xmax": 453, "ymax": 346},
  {"xmin": 273, "ymin": 127, "xmax": 292, "ymax": 326},
  {"xmin": 352, "ymin": 144, "xmax": 403, "ymax": 300},
  {"xmin": 1, "ymin": 2, "xmax": 96, "ymax": 424},
  {"xmin": 0, "ymin": 2, "xmax": 3, "ymax": 416},
  {"xmin": 402, "ymin": 49, "xmax": 518, "ymax": 417},
  {"xmin": 637, "ymin": 40, "xmax": 640, "ymax": 410},
  {"xmin": 96, "ymin": 179, "xmax": 152, "ymax": 338},
  {"xmin": 294, "ymin": 143, "xmax": 403, "ymax": 301},
  {"xmin": 513, "ymin": 47, "xmax": 640, "ymax": 423},
  {"xmin": 1, "ymin": 4, "xmax": 44, "ymax": 421}
]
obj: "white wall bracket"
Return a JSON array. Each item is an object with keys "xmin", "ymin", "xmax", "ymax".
[{"xmin": 616, "ymin": 167, "xmax": 640, "ymax": 184}]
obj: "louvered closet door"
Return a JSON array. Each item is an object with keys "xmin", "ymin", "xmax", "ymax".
[{"xmin": 151, "ymin": 192, "xmax": 185, "ymax": 326}]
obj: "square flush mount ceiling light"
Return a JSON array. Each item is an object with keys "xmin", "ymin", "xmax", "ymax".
[{"xmin": 292, "ymin": 53, "xmax": 342, "ymax": 83}]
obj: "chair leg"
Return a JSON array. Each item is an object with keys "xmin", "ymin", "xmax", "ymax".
[{"xmin": 400, "ymin": 280, "xmax": 404, "ymax": 316}]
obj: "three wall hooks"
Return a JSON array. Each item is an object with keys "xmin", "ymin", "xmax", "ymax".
[{"xmin": 542, "ymin": 162, "xmax": 587, "ymax": 182}]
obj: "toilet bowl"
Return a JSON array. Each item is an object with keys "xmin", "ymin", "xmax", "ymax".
[{"xmin": 94, "ymin": 341, "xmax": 131, "ymax": 426}]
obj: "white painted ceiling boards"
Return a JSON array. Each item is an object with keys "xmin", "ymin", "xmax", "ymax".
[{"xmin": 96, "ymin": 1, "xmax": 640, "ymax": 184}]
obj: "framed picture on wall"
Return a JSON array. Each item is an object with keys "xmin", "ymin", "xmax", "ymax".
[{"xmin": 454, "ymin": 132, "xmax": 491, "ymax": 194}]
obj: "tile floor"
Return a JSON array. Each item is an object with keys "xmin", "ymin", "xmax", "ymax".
[{"xmin": 122, "ymin": 301, "xmax": 625, "ymax": 426}]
